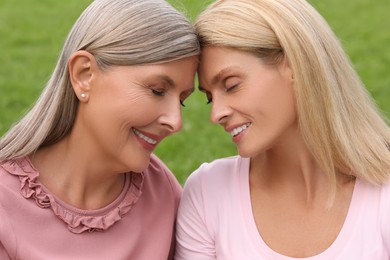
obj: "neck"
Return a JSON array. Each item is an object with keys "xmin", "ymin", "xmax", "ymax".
[
  {"xmin": 31, "ymin": 139, "xmax": 126, "ymax": 210},
  {"xmin": 250, "ymin": 134, "xmax": 331, "ymax": 207}
]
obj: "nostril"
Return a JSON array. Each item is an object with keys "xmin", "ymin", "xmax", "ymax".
[
  {"xmin": 210, "ymin": 106, "xmax": 229, "ymax": 124},
  {"xmin": 218, "ymin": 115, "xmax": 228, "ymax": 124},
  {"xmin": 162, "ymin": 116, "xmax": 182, "ymax": 134}
]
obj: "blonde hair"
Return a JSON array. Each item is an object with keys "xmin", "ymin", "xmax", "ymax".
[
  {"xmin": 0, "ymin": 0, "xmax": 200, "ymax": 160},
  {"xmin": 195, "ymin": 0, "xmax": 390, "ymax": 195}
]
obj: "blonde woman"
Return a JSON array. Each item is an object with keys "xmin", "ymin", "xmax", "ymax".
[
  {"xmin": 175, "ymin": 0, "xmax": 390, "ymax": 259},
  {"xmin": 0, "ymin": 0, "xmax": 199, "ymax": 259}
]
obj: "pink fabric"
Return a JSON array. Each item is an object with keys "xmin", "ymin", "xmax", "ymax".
[
  {"xmin": 0, "ymin": 154, "xmax": 182, "ymax": 259},
  {"xmin": 175, "ymin": 156, "xmax": 390, "ymax": 259}
]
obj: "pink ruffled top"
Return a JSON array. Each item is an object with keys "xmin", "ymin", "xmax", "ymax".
[{"xmin": 1, "ymin": 157, "xmax": 144, "ymax": 234}]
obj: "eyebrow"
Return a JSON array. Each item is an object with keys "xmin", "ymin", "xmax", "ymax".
[
  {"xmin": 158, "ymin": 75, "xmax": 175, "ymax": 87},
  {"xmin": 198, "ymin": 65, "xmax": 242, "ymax": 91},
  {"xmin": 211, "ymin": 66, "xmax": 241, "ymax": 85},
  {"xmin": 158, "ymin": 74, "xmax": 195, "ymax": 94}
]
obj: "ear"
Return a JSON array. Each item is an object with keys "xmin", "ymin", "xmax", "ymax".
[
  {"xmin": 279, "ymin": 56, "xmax": 294, "ymax": 84},
  {"xmin": 68, "ymin": 50, "xmax": 97, "ymax": 101}
]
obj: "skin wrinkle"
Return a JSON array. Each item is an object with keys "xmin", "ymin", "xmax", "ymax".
[{"xmin": 34, "ymin": 56, "xmax": 198, "ymax": 210}]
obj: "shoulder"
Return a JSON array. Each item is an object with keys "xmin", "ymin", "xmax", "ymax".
[
  {"xmin": 177, "ymin": 156, "xmax": 248, "ymax": 239},
  {"xmin": 184, "ymin": 155, "xmax": 246, "ymax": 188},
  {"xmin": 142, "ymin": 154, "xmax": 182, "ymax": 200},
  {"xmin": 0, "ymin": 159, "xmax": 25, "ymax": 200},
  {"xmin": 380, "ymin": 175, "xmax": 390, "ymax": 196},
  {"xmin": 378, "ymin": 177, "xmax": 390, "ymax": 251},
  {"xmin": 182, "ymin": 155, "xmax": 248, "ymax": 202},
  {"xmin": 197, "ymin": 155, "xmax": 243, "ymax": 173},
  {"xmin": 355, "ymin": 177, "xmax": 390, "ymax": 213},
  {"xmin": 0, "ymin": 161, "xmax": 20, "ymax": 258},
  {"xmin": 146, "ymin": 153, "xmax": 180, "ymax": 186},
  {"xmin": 379, "ymin": 177, "xmax": 390, "ymax": 222},
  {"xmin": 0, "ymin": 200, "xmax": 16, "ymax": 259},
  {"xmin": 360, "ymin": 176, "xmax": 390, "ymax": 250}
]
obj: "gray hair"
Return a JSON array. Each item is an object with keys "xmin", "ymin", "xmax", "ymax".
[{"xmin": 0, "ymin": 0, "xmax": 200, "ymax": 160}]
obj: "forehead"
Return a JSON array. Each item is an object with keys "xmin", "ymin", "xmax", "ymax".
[
  {"xmin": 142, "ymin": 56, "xmax": 198, "ymax": 79},
  {"xmin": 198, "ymin": 47, "xmax": 254, "ymax": 86},
  {"xmin": 156, "ymin": 56, "xmax": 198, "ymax": 89},
  {"xmin": 199, "ymin": 46, "xmax": 235, "ymax": 69},
  {"xmin": 104, "ymin": 56, "xmax": 198, "ymax": 86}
]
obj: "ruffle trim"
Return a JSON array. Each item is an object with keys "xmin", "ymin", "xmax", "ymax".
[{"xmin": 1, "ymin": 157, "xmax": 144, "ymax": 234}]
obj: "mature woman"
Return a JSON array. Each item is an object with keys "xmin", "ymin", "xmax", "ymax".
[
  {"xmin": 176, "ymin": 0, "xmax": 390, "ymax": 259},
  {"xmin": 0, "ymin": 0, "xmax": 199, "ymax": 259}
]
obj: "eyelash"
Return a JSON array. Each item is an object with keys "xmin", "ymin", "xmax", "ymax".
[
  {"xmin": 204, "ymin": 84, "xmax": 238, "ymax": 105},
  {"xmin": 152, "ymin": 89, "xmax": 165, "ymax": 96},
  {"xmin": 226, "ymin": 84, "xmax": 238, "ymax": 92},
  {"xmin": 152, "ymin": 89, "xmax": 186, "ymax": 107},
  {"xmin": 206, "ymin": 94, "xmax": 212, "ymax": 104}
]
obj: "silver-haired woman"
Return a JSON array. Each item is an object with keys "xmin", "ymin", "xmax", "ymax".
[{"xmin": 0, "ymin": 0, "xmax": 199, "ymax": 259}]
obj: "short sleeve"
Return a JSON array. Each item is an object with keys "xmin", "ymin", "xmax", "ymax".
[{"xmin": 175, "ymin": 165, "xmax": 216, "ymax": 260}]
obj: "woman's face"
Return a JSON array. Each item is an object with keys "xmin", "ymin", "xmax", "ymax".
[
  {"xmin": 80, "ymin": 56, "xmax": 198, "ymax": 173},
  {"xmin": 198, "ymin": 47, "xmax": 297, "ymax": 158}
]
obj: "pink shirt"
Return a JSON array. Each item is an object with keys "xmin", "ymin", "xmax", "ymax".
[
  {"xmin": 0, "ymin": 154, "xmax": 182, "ymax": 260},
  {"xmin": 176, "ymin": 156, "xmax": 390, "ymax": 259}
]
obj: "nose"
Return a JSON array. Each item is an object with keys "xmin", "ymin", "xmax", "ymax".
[
  {"xmin": 210, "ymin": 95, "xmax": 231, "ymax": 125},
  {"xmin": 158, "ymin": 101, "xmax": 182, "ymax": 134}
]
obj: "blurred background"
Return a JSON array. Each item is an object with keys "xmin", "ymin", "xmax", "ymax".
[{"xmin": 0, "ymin": 0, "xmax": 389, "ymax": 184}]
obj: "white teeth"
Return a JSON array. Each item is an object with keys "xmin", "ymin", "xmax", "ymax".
[
  {"xmin": 132, "ymin": 129, "xmax": 157, "ymax": 144},
  {"xmin": 230, "ymin": 123, "xmax": 251, "ymax": 137}
]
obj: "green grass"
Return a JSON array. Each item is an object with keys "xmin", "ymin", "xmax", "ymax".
[{"xmin": 0, "ymin": 0, "xmax": 389, "ymax": 184}]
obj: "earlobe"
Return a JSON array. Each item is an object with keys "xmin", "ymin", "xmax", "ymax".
[
  {"xmin": 281, "ymin": 56, "xmax": 294, "ymax": 83},
  {"xmin": 68, "ymin": 50, "xmax": 96, "ymax": 101}
]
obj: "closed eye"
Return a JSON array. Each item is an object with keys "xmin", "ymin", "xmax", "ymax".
[
  {"xmin": 152, "ymin": 89, "xmax": 165, "ymax": 96},
  {"xmin": 226, "ymin": 84, "xmax": 238, "ymax": 92}
]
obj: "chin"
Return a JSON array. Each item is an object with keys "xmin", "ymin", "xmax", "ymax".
[
  {"xmin": 237, "ymin": 146, "xmax": 264, "ymax": 159},
  {"xmin": 123, "ymin": 156, "xmax": 151, "ymax": 173},
  {"xmin": 236, "ymin": 149, "xmax": 252, "ymax": 158}
]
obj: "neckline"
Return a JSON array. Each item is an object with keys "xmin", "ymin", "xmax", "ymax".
[
  {"xmin": 2, "ymin": 156, "xmax": 145, "ymax": 233},
  {"xmin": 239, "ymin": 156, "xmax": 362, "ymax": 259}
]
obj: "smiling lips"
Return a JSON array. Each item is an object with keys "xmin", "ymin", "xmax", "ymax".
[
  {"xmin": 132, "ymin": 128, "xmax": 158, "ymax": 145},
  {"xmin": 134, "ymin": 123, "xmax": 249, "ymax": 145},
  {"xmin": 230, "ymin": 123, "xmax": 251, "ymax": 137}
]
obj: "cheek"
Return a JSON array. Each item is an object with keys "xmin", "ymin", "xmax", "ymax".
[
  {"xmin": 116, "ymin": 102, "xmax": 159, "ymax": 128},
  {"xmin": 270, "ymin": 87, "xmax": 297, "ymax": 129},
  {"xmin": 99, "ymin": 91, "xmax": 151, "ymax": 115},
  {"xmin": 86, "ymin": 93, "xmax": 154, "ymax": 133},
  {"xmin": 248, "ymin": 79, "xmax": 296, "ymax": 122},
  {"xmin": 278, "ymin": 81, "xmax": 297, "ymax": 115}
]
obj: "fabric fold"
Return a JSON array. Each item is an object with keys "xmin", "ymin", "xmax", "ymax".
[{"xmin": 1, "ymin": 157, "xmax": 144, "ymax": 234}]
